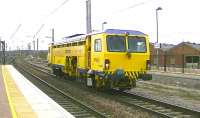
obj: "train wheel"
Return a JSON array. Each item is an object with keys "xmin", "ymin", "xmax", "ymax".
[
  {"xmin": 94, "ymin": 75, "xmax": 101, "ymax": 89},
  {"xmin": 103, "ymin": 79, "xmax": 111, "ymax": 91},
  {"xmin": 52, "ymin": 68, "xmax": 56, "ymax": 75},
  {"xmin": 52, "ymin": 68, "xmax": 59, "ymax": 76},
  {"xmin": 63, "ymin": 73, "xmax": 70, "ymax": 80},
  {"xmin": 132, "ymin": 79, "xmax": 136, "ymax": 88},
  {"xmin": 119, "ymin": 88, "xmax": 126, "ymax": 92}
]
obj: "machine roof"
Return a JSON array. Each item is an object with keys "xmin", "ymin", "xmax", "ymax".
[
  {"xmin": 53, "ymin": 29, "xmax": 146, "ymax": 45},
  {"xmin": 104, "ymin": 29, "xmax": 146, "ymax": 35}
]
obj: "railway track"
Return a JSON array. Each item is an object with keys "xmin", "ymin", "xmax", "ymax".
[
  {"xmin": 111, "ymin": 90, "xmax": 200, "ymax": 118},
  {"xmin": 148, "ymin": 71, "xmax": 200, "ymax": 81},
  {"xmin": 27, "ymin": 61, "xmax": 51, "ymax": 72},
  {"xmin": 16, "ymin": 64, "xmax": 108, "ymax": 118},
  {"xmin": 22, "ymin": 61, "xmax": 200, "ymax": 118}
]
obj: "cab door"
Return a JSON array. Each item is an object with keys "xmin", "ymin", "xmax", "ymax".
[{"xmin": 91, "ymin": 35, "xmax": 104, "ymax": 71}]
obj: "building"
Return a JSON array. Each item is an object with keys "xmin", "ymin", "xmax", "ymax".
[
  {"xmin": 150, "ymin": 43, "xmax": 174, "ymax": 66},
  {"xmin": 167, "ymin": 42, "xmax": 200, "ymax": 68},
  {"xmin": 150, "ymin": 42, "xmax": 200, "ymax": 70}
]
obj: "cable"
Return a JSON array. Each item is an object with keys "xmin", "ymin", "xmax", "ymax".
[
  {"xmin": 33, "ymin": 24, "xmax": 45, "ymax": 39},
  {"xmin": 34, "ymin": 0, "xmax": 69, "ymax": 38},
  {"xmin": 9, "ymin": 24, "xmax": 22, "ymax": 39},
  {"xmin": 45, "ymin": 0, "xmax": 69, "ymax": 19},
  {"xmin": 112, "ymin": 0, "xmax": 157, "ymax": 14}
]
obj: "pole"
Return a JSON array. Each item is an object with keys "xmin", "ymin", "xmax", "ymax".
[
  {"xmin": 156, "ymin": 9, "xmax": 159, "ymax": 69},
  {"xmin": 33, "ymin": 40, "xmax": 35, "ymax": 51},
  {"xmin": 52, "ymin": 28, "xmax": 54, "ymax": 43},
  {"xmin": 37, "ymin": 38, "xmax": 39, "ymax": 58},
  {"xmin": 102, "ymin": 22, "xmax": 107, "ymax": 31},
  {"xmin": 102, "ymin": 23, "xmax": 104, "ymax": 31},
  {"xmin": 0, "ymin": 38, "xmax": 1, "ymax": 63},
  {"xmin": 33, "ymin": 40, "xmax": 35, "ymax": 56},
  {"xmin": 156, "ymin": 7, "xmax": 162, "ymax": 70},
  {"xmin": 0, "ymin": 41, "xmax": 6, "ymax": 65},
  {"xmin": 156, "ymin": 10, "xmax": 159, "ymax": 45},
  {"xmin": 86, "ymin": 0, "xmax": 92, "ymax": 33},
  {"xmin": 0, "ymin": 42, "xmax": 1, "ymax": 63},
  {"xmin": 0, "ymin": 37, "xmax": 1, "ymax": 51},
  {"xmin": 182, "ymin": 54, "xmax": 185, "ymax": 73},
  {"xmin": 164, "ymin": 52, "xmax": 167, "ymax": 72},
  {"xmin": 2, "ymin": 41, "xmax": 5, "ymax": 65}
]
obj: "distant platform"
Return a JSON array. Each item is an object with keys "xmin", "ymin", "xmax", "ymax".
[{"xmin": 0, "ymin": 65, "xmax": 75, "ymax": 118}]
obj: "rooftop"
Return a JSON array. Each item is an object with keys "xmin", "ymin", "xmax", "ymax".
[{"xmin": 183, "ymin": 42, "xmax": 200, "ymax": 51}]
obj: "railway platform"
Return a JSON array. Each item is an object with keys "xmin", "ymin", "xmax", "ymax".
[{"xmin": 0, "ymin": 65, "xmax": 75, "ymax": 118}]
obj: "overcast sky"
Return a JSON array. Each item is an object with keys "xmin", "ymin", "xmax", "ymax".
[{"xmin": 0, "ymin": 0, "xmax": 200, "ymax": 50}]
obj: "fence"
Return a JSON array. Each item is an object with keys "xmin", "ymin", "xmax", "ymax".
[{"xmin": 150, "ymin": 54, "xmax": 200, "ymax": 74}]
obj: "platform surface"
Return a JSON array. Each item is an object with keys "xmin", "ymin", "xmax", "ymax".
[
  {"xmin": 1, "ymin": 65, "xmax": 75, "ymax": 118},
  {"xmin": 0, "ymin": 66, "xmax": 12, "ymax": 118}
]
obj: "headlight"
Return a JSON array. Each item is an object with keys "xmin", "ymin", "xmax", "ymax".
[{"xmin": 104, "ymin": 59, "xmax": 110, "ymax": 70}]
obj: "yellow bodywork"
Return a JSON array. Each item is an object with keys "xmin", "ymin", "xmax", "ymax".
[
  {"xmin": 48, "ymin": 44, "xmax": 87, "ymax": 67},
  {"xmin": 91, "ymin": 33, "xmax": 150, "ymax": 72},
  {"xmin": 48, "ymin": 29, "xmax": 151, "ymax": 89}
]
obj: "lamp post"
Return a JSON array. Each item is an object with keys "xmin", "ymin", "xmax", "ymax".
[
  {"xmin": 102, "ymin": 22, "xmax": 107, "ymax": 31},
  {"xmin": 156, "ymin": 7, "xmax": 162, "ymax": 69}
]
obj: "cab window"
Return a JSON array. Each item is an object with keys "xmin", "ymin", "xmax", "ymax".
[
  {"xmin": 128, "ymin": 36, "xmax": 146, "ymax": 52},
  {"xmin": 107, "ymin": 35, "xmax": 126, "ymax": 52},
  {"xmin": 94, "ymin": 39, "xmax": 101, "ymax": 52}
]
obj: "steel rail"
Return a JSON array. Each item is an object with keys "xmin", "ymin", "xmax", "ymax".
[
  {"xmin": 27, "ymin": 61, "xmax": 51, "ymax": 72},
  {"xmin": 110, "ymin": 89, "xmax": 200, "ymax": 118},
  {"xmin": 16, "ymin": 64, "xmax": 108, "ymax": 118},
  {"xmin": 25, "ymin": 61, "xmax": 200, "ymax": 118}
]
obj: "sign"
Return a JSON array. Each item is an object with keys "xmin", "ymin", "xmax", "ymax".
[{"xmin": 154, "ymin": 43, "xmax": 160, "ymax": 49}]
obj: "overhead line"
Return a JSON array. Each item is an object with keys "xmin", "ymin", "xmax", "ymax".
[
  {"xmin": 33, "ymin": 24, "xmax": 45, "ymax": 39},
  {"xmin": 45, "ymin": 0, "xmax": 69, "ymax": 19},
  {"xmin": 10, "ymin": 24, "xmax": 22, "ymax": 39},
  {"xmin": 112, "ymin": 0, "xmax": 156, "ymax": 14},
  {"xmin": 35, "ymin": 0, "xmax": 69, "ymax": 38}
]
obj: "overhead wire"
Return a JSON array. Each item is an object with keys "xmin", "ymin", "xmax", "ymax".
[
  {"xmin": 44, "ymin": 0, "xmax": 70, "ymax": 20},
  {"xmin": 98, "ymin": 0, "xmax": 158, "ymax": 21},
  {"xmin": 33, "ymin": 24, "xmax": 45, "ymax": 39},
  {"xmin": 112, "ymin": 0, "xmax": 157, "ymax": 14},
  {"xmin": 33, "ymin": 0, "xmax": 69, "ymax": 39},
  {"xmin": 9, "ymin": 24, "xmax": 22, "ymax": 40}
]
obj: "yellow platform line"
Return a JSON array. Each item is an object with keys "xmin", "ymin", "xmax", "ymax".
[{"xmin": 2, "ymin": 65, "xmax": 37, "ymax": 118}]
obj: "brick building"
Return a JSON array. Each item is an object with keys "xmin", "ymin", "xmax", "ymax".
[
  {"xmin": 150, "ymin": 42, "xmax": 200, "ymax": 69},
  {"xmin": 150, "ymin": 43, "xmax": 174, "ymax": 66}
]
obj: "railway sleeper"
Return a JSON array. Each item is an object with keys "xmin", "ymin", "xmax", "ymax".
[
  {"xmin": 61, "ymin": 104, "xmax": 76, "ymax": 107},
  {"xmin": 73, "ymin": 113, "xmax": 94, "ymax": 117},
  {"xmin": 150, "ymin": 106, "xmax": 165, "ymax": 110},
  {"xmin": 63, "ymin": 106, "xmax": 82, "ymax": 110},
  {"xmin": 56, "ymin": 102, "xmax": 74, "ymax": 105},
  {"xmin": 175, "ymin": 115, "xmax": 192, "ymax": 118},
  {"xmin": 165, "ymin": 111, "xmax": 185, "ymax": 116},
  {"xmin": 143, "ymin": 104, "xmax": 162, "ymax": 109},
  {"xmin": 70, "ymin": 110, "xmax": 89, "ymax": 114}
]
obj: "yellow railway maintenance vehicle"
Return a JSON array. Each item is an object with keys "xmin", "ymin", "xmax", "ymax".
[{"xmin": 48, "ymin": 29, "xmax": 152, "ymax": 90}]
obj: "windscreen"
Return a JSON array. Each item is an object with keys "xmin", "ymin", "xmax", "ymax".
[
  {"xmin": 128, "ymin": 36, "xmax": 146, "ymax": 52},
  {"xmin": 107, "ymin": 35, "xmax": 126, "ymax": 52}
]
